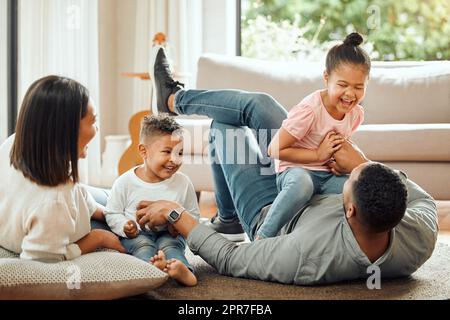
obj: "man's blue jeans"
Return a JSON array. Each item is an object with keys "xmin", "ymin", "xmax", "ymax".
[
  {"xmin": 120, "ymin": 231, "xmax": 192, "ymax": 271},
  {"xmin": 174, "ymin": 89, "xmax": 288, "ymax": 240}
]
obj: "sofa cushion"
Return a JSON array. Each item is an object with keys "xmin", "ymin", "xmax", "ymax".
[
  {"xmin": 365, "ymin": 63, "xmax": 450, "ymax": 124},
  {"xmin": 353, "ymin": 124, "xmax": 450, "ymax": 161},
  {"xmin": 381, "ymin": 162, "xmax": 450, "ymax": 200},
  {"xmin": 197, "ymin": 54, "xmax": 323, "ymax": 113},
  {"xmin": 197, "ymin": 54, "xmax": 450, "ymax": 125},
  {"xmin": 177, "ymin": 119, "xmax": 450, "ymax": 162},
  {"xmin": 0, "ymin": 246, "xmax": 168, "ymax": 300}
]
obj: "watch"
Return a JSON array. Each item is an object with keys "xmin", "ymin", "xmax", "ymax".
[{"xmin": 167, "ymin": 207, "xmax": 186, "ymax": 224}]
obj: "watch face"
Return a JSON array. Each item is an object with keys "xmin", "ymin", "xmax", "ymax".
[{"xmin": 169, "ymin": 210, "xmax": 179, "ymax": 220}]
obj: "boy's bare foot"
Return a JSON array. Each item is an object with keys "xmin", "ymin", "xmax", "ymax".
[
  {"xmin": 149, "ymin": 250, "xmax": 167, "ymax": 271},
  {"xmin": 164, "ymin": 258, "xmax": 197, "ymax": 287}
]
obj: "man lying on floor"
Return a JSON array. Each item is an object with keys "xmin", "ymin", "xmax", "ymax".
[
  {"xmin": 129, "ymin": 44, "xmax": 438, "ymax": 285},
  {"xmin": 135, "ymin": 138, "xmax": 437, "ymax": 285}
]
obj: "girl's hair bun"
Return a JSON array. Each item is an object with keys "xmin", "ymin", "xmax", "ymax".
[{"xmin": 343, "ymin": 32, "xmax": 363, "ymax": 46}]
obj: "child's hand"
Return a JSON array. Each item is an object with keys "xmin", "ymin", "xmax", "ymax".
[
  {"xmin": 316, "ymin": 131, "xmax": 344, "ymax": 162},
  {"xmin": 124, "ymin": 220, "xmax": 139, "ymax": 239}
]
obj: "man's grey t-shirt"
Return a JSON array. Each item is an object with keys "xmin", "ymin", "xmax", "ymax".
[{"xmin": 187, "ymin": 178, "xmax": 438, "ymax": 285}]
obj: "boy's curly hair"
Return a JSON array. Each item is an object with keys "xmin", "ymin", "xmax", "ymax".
[{"xmin": 140, "ymin": 113, "xmax": 182, "ymax": 143}]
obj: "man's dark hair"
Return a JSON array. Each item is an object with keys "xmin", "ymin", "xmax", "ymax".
[
  {"xmin": 140, "ymin": 113, "xmax": 182, "ymax": 143},
  {"xmin": 10, "ymin": 75, "xmax": 89, "ymax": 186},
  {"xmin": 352, "ymin": 163, "xmax": 408, "ymax": 233}
]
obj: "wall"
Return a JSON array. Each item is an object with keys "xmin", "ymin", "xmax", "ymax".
[
  {"xmin": 98, "ymin": 0, "xmax": 118, "ymax": 148},
  {"xmin": 0, "ymin": 0, "xmax": 7, "ymax": 143},
  {"xmin": 97, "ymin": 0, "xmax": 237, "ymax": 146},
  {"xmin": 202, "ymin": 0, "xmax": 236, "ymax": 56},
  {"xmin": 98, "ymin": 0, "xmax": 138, "ymax": 149}
]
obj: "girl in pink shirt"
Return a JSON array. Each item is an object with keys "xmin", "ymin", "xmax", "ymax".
[{"xmin": 259, "ymin": 33, "xmax": 371, "ymax": 239}]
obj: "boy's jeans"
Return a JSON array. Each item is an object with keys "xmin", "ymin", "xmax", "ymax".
[{"xmin": 121, "ymin": 231, "xmax": 193, "ymax": 271}]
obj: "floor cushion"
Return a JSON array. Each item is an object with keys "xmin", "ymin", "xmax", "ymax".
[{"xmin": 0, "ymin": 247, "xmax": 168, "ymax": 300}]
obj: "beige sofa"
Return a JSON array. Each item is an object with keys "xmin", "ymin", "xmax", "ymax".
[{"xmin": 178, "ymin": 54, "xmax": 450, "ymax": 200}]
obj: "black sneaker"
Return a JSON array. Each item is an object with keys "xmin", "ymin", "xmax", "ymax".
[
  {"xmin": 149, "ymin": 45, "xmax": 184, "ymax": 116},
  {"xmin": 205, "ymin": 214, "xmax": 246, "ymax": 242}
]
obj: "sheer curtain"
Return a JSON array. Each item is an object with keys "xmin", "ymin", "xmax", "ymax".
[
  {"xmin": 131, "ymin": 0, "xmax": 203, "ymax": 113},
  {"xmin": 0, "ymin": 0, "xmax": 7, "ymax": 143},
  {"xmin": 18, "ymin": 0, "xmax": 101, "ymax": 185}
]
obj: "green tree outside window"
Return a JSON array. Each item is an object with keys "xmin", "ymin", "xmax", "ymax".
[{"xmin": 241, "ymin": 0, "xmax": 450, "ymax": 61}]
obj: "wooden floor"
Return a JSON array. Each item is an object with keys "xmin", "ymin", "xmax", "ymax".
[{"xmin": 198, "ymin": 191, "xmax": 450, "ymax": 233}]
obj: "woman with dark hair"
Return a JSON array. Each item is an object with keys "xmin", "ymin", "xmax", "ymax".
[{"xmin": 0, "ymin": 75, "xmax": 125, "ymax": 262}]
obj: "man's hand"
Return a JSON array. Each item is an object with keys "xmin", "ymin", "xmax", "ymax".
[
  {"xmin": 328, "ymin": 139, "xmax": 369, "ymax": 175},
  {"xmin": 123, "ymin": 220, "xmax": 139, "ymax": 239},
  {"xmin": 135, "ymin": 200, "xmax": 180, "ymax": 231},
  {"xmin": 167, "ymin": 224, "xmax": 180, "ymax": 237},
  {"xmin": 316, "ymin": 131, "xmax": 344, "ymax": 162}
]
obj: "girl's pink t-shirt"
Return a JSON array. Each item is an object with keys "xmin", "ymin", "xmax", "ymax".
[{"xmin": 276, "ymin": 90, "xmax": 364, "ymax": 173}]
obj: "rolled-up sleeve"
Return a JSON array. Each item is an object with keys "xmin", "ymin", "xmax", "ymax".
[
  {"xmin": 188, "ymin": 224, "xmax": 301, "ymax": 284},
  {"xmin": 391, "ymin": 174, "xmax": 439, "ymax": 276},
  {"xmin": 80, "ymin": 184, "xmax": 100, "ymax": 217},
  {"xmin": 403, "ymin": 178, "xmax": 438, "ymax": 254}
]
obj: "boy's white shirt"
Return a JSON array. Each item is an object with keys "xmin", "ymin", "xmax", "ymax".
[{"xmin": 105, "ymin": 166, "xmax": 200, "ymax": 238}]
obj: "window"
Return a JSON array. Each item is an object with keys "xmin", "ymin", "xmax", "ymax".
[
  {"xmin": 0, "ymin": 0, "xmax": 8, "ymax": 142},
  {"xmin": 240, "ymin": 0, "xmax": 450, "ymax": 61},
  {"xmin": 0, "ymin": 0, "xmax": 18, "ymax": 142}
]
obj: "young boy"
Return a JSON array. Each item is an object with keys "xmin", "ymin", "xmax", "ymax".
[{"xmin": 105, "ymin": 114, "xmax": 199, "ymax": 286}]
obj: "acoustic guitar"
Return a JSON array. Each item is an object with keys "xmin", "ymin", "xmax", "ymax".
[{"xmin": 117, "ymin": 110, "xmax": 149, "ymax": 175}]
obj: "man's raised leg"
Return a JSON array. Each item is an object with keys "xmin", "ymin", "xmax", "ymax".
[
  {"xmin": 150, "ymin": 45, "xmax": 288, "ymax": 135},
  {"xmin": 207, "ymin": 121, "xmax": 279, "ymax": 241}
]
